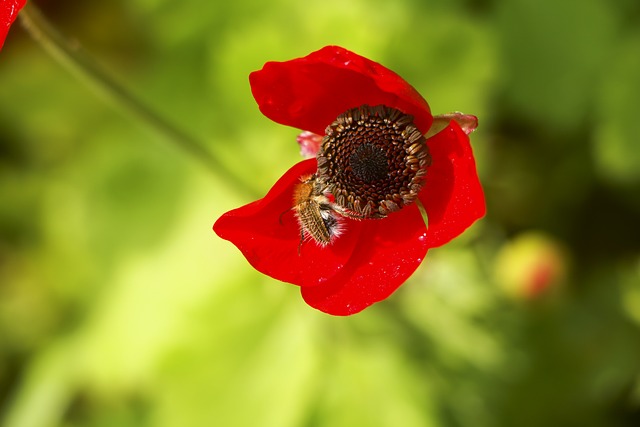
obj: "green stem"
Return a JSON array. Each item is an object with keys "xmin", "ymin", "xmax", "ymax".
[{"xmin": 19, "ymin": 3, "xmax": 259, "ymax": 198}]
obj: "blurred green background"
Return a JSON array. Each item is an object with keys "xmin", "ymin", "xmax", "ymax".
[{"xmin": 1, "ymin": 0, "xmax": 639, "ymax": 426}]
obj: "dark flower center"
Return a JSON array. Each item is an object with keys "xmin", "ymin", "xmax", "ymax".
[
  {"xmin": 316, "ymin": 104, "xmax": 432, "ymax": 218},
  {"xmin": 349, "ymin": 144, "xmax": 388, "ymax": 183}
]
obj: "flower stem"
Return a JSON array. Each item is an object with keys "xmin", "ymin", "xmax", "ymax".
[{"xmin": 18, "ymin": 3, "xmax": 259, "ymax": 198}]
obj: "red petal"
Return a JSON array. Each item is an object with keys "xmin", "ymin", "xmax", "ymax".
[
  {"xmin": 250, "ymin": 46, "xmax": 433, "ymax": 136},
  {"xmin": 214, "ymin": 158, "xmax": 431, "ymax": 316},
  {"xmin": 214, "ymin": 159, "xmax": 361, "ymax": 287},
  {"xmin": 1, "ymin": 0, "xmax": 26, "ymax": 50},
  {"xmin": 420, "ymin": 121, "xmax": 486, "ymax": 248},
  {"xmin": 301, "ymin": 204, "xmax": 429, "ymax": 316}
]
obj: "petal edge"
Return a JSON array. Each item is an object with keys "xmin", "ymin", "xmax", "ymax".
[{"xmin": 420, "ymin": 121, "xmax": 486, "ymax": 248}]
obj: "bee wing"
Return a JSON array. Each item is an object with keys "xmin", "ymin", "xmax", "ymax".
[{"xmin": 297, "ymin": 201, "xmax": 332, "ymax": 245}]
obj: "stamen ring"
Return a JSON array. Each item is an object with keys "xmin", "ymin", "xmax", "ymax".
[{"xmin": 316, "ymin": 104, "xmax": 432, "ymax": 218}]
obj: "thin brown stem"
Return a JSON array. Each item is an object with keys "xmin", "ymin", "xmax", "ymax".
[{"xmin": 19, "ymin": 2, "xmax": 259, "ymax": 198}]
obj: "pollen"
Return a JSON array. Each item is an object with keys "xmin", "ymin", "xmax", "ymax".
[{"xmin": 316, "ymin": 105, "xmax": 432, "ymax": 218}]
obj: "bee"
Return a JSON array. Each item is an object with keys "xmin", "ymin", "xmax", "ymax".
[{"xmin": 292, "ymin": 175, "xmax": 344, "ymax": 248}]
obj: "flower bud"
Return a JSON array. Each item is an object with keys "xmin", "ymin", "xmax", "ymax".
[{"xmin": 494, "ymin": 232, "xmax": 568, "ymax": 300}]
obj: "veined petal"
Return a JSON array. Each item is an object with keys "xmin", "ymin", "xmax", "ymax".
[
  {"xmin": 301, "ymin": 204, "xmax": 429, "ymax": 315},
  {"xmin": 420, "ymin": 121, "xmax": 486, "ymax": 248},
  {"xmin": 214, "ymin": 159, "xmax": 360, "ymax": 287},
  {"xmin": 250, "ymin": 45, "xmax": 433, "ymax": 136}
]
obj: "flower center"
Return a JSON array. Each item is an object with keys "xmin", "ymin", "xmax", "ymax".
[
  {"xmin": 349, "ymin": 144, "xmax": 388, "ymax": 183},
  {"xmin": 316, "ymin": 104, "xmax": 431, "ymax": 218}
]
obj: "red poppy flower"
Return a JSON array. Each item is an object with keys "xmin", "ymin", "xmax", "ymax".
[
  {"xmin": 214, "ymin": 46, "xmax": 485, "ymax": 316},
  {"xmin": 0, "ymin": 0, "xmax": 26, "ymax": 50}
]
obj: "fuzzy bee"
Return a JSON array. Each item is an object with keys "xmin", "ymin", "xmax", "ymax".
[{"xmin": 291, "ymin": 175, "xmax": 345, "ymax": 247}]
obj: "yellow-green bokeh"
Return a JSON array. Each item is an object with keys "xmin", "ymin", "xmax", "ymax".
[{"xmin": 1, "ymin": 1, "xmax": 639, "ymax": 426}]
